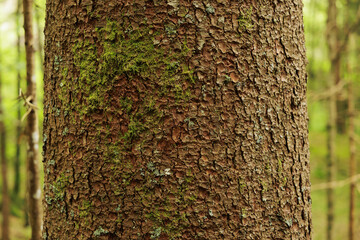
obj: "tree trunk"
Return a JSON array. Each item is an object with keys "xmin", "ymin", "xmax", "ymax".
[
  {"xmin": 326, "ymin": 86, "xmax": 336, "ymax": 240},
  {"xmin": 0, "ymin": 43, "xmax": 10, "ymax": 240},
  {"xmin": 35, "ymin": 5, "xmax": 44, "ymax": 73},
  {"xmin": 23, "ymin": 0, "xmax": 42, "ymax": 238},
  {"xmin": 348, "ymin": 82, "xmax": 356, "ymax": 240},
  {"xmin": 43, "ymin": 1, "xmax": 311, "ymax": 239},
  {"xmin": 326, "ymin": 0, "xmax": 338, "ymax": 239},
  {"xmin": 336, "ymin": 100, "xmax": 347, "ymax": 134},
  {"xmin": 14, "ymin": 0, "xmax": 22, "ymax": 199}
]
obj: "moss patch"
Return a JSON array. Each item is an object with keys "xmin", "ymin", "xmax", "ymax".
[
  {"xmin": 62, "ymin": 20, "xmax": 194, "ymax": 145},
  {"xmin": 45, "ymin": 173, "xmax": 69, "ymax": 208},
  {"xmin": 238, "ymin": 7, "xmax": 253, "ymax": 32},
  {"xmin": 67, "ymin": 20, "xmax": 193, "ymax": 111}
]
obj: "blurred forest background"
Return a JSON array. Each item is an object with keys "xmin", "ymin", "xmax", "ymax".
[{"xmin": 0, "ymin": 0, "xmax": 359, "ymax": 239}]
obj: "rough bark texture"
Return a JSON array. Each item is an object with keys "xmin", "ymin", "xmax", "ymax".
[
  {"xmin": 0, "ymin": 49, "xmax": 10, "ymax": 240},
  {"xmin": 43, "ymin": 1, "xmax": 311, "ymax": 239},
  {"xmin": 326, "ymin": 1, "xmax": 338, "ymax": 239},
  {"xmin": 23, "ymin": 0, "xmax": 42, "ymax": 238}
]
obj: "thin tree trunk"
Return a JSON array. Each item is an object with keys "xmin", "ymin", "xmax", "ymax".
[
  {"xmin": 14, "ymin": 0, "xmax": 22, "ymax": 199},
  {"xmin": 336, "ymin": 101, "xmax": 347, "ymax": 134},
  {"xmin": 23, "ymin": 0, "xmax": 42, "ymax": 238},
  {"xmin": 327, "ymin": 95, "xmax": 336, "ymax": 240},
  {"xmin": 34, "ymin": 5, "xmax": 44, "ymax": 73},
  {"xmin": 334, "ymin": 3, "xmax": 346, "ymax": 134},
  {"xmin": 345, "ymin": 3, "xmax": 356, "ymax": 238},
  {"xmin": 326, "ymin": 1, "xmax": 339, "ymax": 239},
  {"xmin": 0, "ymin": 42, "xmax": 10, "ymax": 240},
  {"xmin": 348, "ymin": 81, "xmax": 356, "ymax": 240}
]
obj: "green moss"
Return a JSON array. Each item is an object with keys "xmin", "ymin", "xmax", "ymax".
[
  {"xmin": 63, "ymin": 20, "xmax": 194, "ymax": 144},
  {"xmin": 277, "ymin": 159, "xmax": 283, "ymax": 173},
  {"xmin": 120, "ymin": 97, "xmax": 133, "ymax": 114},
  {"xmin": 238, "ymin": 7, "xmax": 253, "ymax": 32},
  {"xmin": 46, "ymin": 173, "xmax": 69, "ymax": 206},
  {"xmin": 61, "ymin": 67, "xmax": 68, "ymax": 78},
  {"xmin": 79, "ymin": 200, "xmax": 92, "ymax": 219},
  {"xmin": 62, "ymin": 127, "xmax": 69, "ymax": 136}
]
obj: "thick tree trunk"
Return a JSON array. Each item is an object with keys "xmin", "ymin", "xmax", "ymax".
[
  {"xmin": 0, "ymin": 46, "xmax": 10, "ymax": 240},
  {"xmin": 23, "ymin": 0, "xmax": 42, "ymax": 238},
  {"xmin": 43, "ymin": 1, "xmax": 311, "ymax": 239}
]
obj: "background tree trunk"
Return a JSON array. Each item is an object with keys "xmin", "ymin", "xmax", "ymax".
[
  {"xmin": 348, "ymin": 82, "xmax": 356, "ymax": 240},
  {"xmin": 0, "ymin": 43, "xmax": 10, "ymax": 240},
  {"xmin": 35, "ymin": 4, "xmax": 44, "ymax": 73},
  {"xmin": 14, "ymin": 0, "xmax": 22, "ymax": 199},
  {"xmin": 345, "ymin": 7, "xmax": 356, "ymax": 236},
  {"xmin": 326, "ymin": 0, "xmax": 338, "ymax": 239},
  {"xmin": 43, "ymin": 1, "xmax": 311, "ymax": 239},
  {"xmin": 23, "ymin": 0, "xmax": 42, "ymax": 238}
]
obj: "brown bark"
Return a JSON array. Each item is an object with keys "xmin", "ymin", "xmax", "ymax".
[
  {"xmin": 0, "ymin": 44, "xmax": 10, "ymax": 240},
  {"xmin": 348, "ymin": 82, "xmax": 356, "ymax": 240},
  {"xmin": 326, "ymin": 1, "xmax": 338, "ymax": 239},
  {"xmin": 43, "ymin": 1, "xmax": 311, "ymax": 239},
  {"xmin": 23, "ymin": 0, "xmax": 42, "ymax": 238}
]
